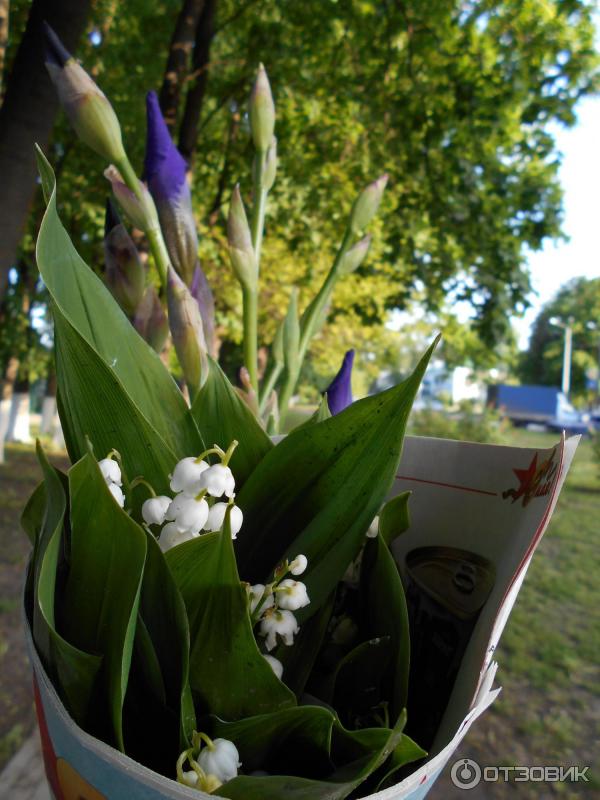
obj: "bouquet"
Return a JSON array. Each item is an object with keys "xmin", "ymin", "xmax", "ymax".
[{"xmin": 22, "ymin": 26, "xmax": 501, "ymax": 800}]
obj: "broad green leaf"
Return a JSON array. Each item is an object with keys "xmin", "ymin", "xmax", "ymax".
[
  {"xmin": 330, "ymin": 637, "xmax": 392, "ymax": 727},
  {"xmin": 293, "ymin": 395, "xmax": 332, "ymax": 432},
  {"xmin": 361, "ymin": 533, "xmax": 411, "ymax": 717},
  {"xmin": 26, "ymin": 444, "xmax": 102, "ymax": 728},
  {"xmin": 379, "ymin": 491, "xmax": 411, "ymax": 547},
  {"xmin": 165, "ymin": 515, "xmax": 296, "ymax": 719},
  {"xmin": 236, "ymin": 339, "xmax": 438, "ymax": 611},
  {"xmin": 373, "ymin": 735, "xmax": 427, "ymax": 792},
  {"xmin": 218, "ymin": 708, "xmax": 407, "ymax": 800},
  {"xmin": 62, "ymin": 452, "xmax": 147, "ymax": 750},
  {"xmin": 35, "ymin": 148, "xmax": 202, "ymax": 484},
  {"xmin": 21, "ymin": 481, "xmax": 46, "ymax": 546},
  {"xmin": 190, "ymin": 358, "xmax": 273, "ymax": 487}
]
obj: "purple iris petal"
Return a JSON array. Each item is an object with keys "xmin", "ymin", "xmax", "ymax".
[
  {"xmin": 43, "ymin": 23, "xmax": 72, "ymax": 68},
  {"xmin": 326, "ymin": 349, "xmax": 355, "ymax": 415}
]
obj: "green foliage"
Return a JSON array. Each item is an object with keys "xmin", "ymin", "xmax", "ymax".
[
  {"xmin": 408, "ymin": 400, "xmax": 508, "ymax": 444},
  {"xmin": 518, "ymin": 276, "xmax": 600, "ymax": 397}
]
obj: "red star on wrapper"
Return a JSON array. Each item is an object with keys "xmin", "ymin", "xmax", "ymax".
[{"xmin": 512, "ymin": 453, "xmax": 538, "ymax": 489}]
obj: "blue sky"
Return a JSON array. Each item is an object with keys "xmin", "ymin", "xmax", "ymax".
[{"xmin": 516, "ymin": 94, "xmax": 600, "ymax": 348}]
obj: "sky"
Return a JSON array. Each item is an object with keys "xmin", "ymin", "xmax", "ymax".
[{"xmin": 515, "ymin": 95, "xmax": 600, "ymax": 348}]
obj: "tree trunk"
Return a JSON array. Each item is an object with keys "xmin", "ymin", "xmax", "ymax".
[
  {"xmin": 0, "ymin": 0, "xmax": 9, "ymax": 96},
  {"xmin": 178, "ymin": 0, "xmax": 217, "ymax": 163},
  {"xmin": 159, "ymin": 0, "xmax": 207, "ymax": 132},
  {"xmin": 0, "ymin": 0, "xmax": 92, "ymax": 302}
]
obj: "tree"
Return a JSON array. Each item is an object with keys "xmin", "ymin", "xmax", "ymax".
[{"xmin": 518, "ymin": 277, "xmax": 600, "ymax": 398}]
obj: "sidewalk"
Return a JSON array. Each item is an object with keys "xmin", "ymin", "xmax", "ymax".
[{"xmin": 0, "ymin": 731, "xmax": 50, "ymax": 800}]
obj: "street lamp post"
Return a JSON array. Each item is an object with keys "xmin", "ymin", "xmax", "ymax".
[{"xmin": 549, "ymin": 316, "xmax": 574, "ymax": 398}]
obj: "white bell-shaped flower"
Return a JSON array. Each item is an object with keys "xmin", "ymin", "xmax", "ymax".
[
  {"xmin": 166, "ymin": 493, "xmax": 209, "ymax": 534},
  {"xmin": 99, "ymin": 457, "xmax": 121, "ymax": 486},
  {"xmin": 170, "ymin": 457, "xmax": 209, "ymax": 496},
  {"xmin": 259, "ymin": 608, "xmax": 299, "ymax": 651},
  {"xmin": 142, "ymin": 495, "xmax": 171, "ymax": 526},
  {"xmin": 289, "ymin": 554, "xmax": 308, "ymax": 576},
  {"xmin": 180, "ymin": 770, "xmax": 198, "ymax": 788},
  {"xmin": 159, "ymin": 522, "xmax": 196, "ymax": 552},
  {"xmin": 108, "ymin": 482, "xmax": 125, "ymax": 508},
  {"xmin": 276, "ymin": 579, "xmax": 310, "ymax": 611},
  {"xmin": 263, "ymin": 654, "xmax": 283, "ymax": 679},
  {"xmin": 200, "ymin": 463, "xmax": 235, "ymax": 498},
  {"xmin": 248, "ymin": 584, "xmax": 275, "ymax": 615},
  {"xmin": 197, "ymin": 739, "xmax": 241, "ymax": 784},
  {"xmin": 205, "ymin": 503, "xmax": 243, "ymax": 537}
]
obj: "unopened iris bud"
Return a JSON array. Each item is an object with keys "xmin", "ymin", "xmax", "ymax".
[
  {"xmin": 104, "ymin": 166, "xmax": 159, "ymax": 234},
  {"xmin": 133, "ymin": 287, "xmax": 169, "ymax": 353},
  {"xmin": 190, "ymin": 265, "xmax": 217, "ymax": 358},
  {"xmin": 145, "ymin": 91, "xmax": 199, "ymax": 285},
  {"xmin": 227, "ymin": 185, "xmax": 257, "ymax": 289},
  {"xmin": 263, "ymin": 137, "xmax": 277, "ymax": 191},
  {"xmin": 338, "ymin": 235, "xmax": 371, "ymax": 275},
  {"xmin": 197, "ymin": 739, "xmax": 241, "ymax": 784},
  {"xmin": 249, "ymin": 63, "xmax": 275, "ymax": 152},
  {"xmin": 349, "ymin": 174, "xmax": 388, "ymax": 233},
  {"xmin": 326, "ymin": 349, "xmax": 354, "ymax": 415},
  {"xmin": 142, "ymin": 495, "xmax": 171, "ymax": 526},
  {"xmin": 103, "ymin": 200, "xmax": 146, "ymax": 317},
  {"xmin": 43, "ymin": 24, "xmax": 126, "ymax": 164},
  {"xmin": 167, "ymin": 267, "xmax": 208, "ymax": 398}
]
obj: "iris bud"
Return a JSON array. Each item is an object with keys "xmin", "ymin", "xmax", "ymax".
[
  {"xmin": 249, "ymin": 64, "xmax": 275, "ymax": 152},
  {"xmin": 339, "ymin": 236, "xmax": 371, "ymax": 275},
  {"xmin": 104, "ymin": 166, "xmax": 160, "ymax": 234},
  {"xmin": 227, "ymin": 185, "xmax": 257, "ymax": 289},
  {"xmin": 349, "ymin": 174, "xmax": 388, "ymax": 233},
  {"xmin": 133, "ymin": 287, "xmax": 169, "ymax": 353},
  {"xmin": 103, "ymin": 200, "xmax": 146, "ymax": 317},
  {"xmin": 167, "ymin": 267, "xmax": 209, "ymax": 398}
]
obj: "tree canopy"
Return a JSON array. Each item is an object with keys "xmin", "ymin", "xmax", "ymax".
[{"xmin": 2, "ymin": 0, "xmax": 599, "ymax": 389}]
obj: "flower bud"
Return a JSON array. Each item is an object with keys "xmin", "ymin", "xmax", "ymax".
[
  {"xmin": 197, "ymin": 739, "xmax": 241, "ymax": 784},
  {"xmin": 326, "ymin": 350, "xmax": 354, "ymax": 415},
  {"xmin": 141, "ymin": 495, "xmax": 171, "ymax": 526},
  {"xmin": 338, "ymin": 236, "xmax": 371, "ymax": 275},
  {"xmin": 133, "ymin": 287, "xmax": 169, "ymax": 353},
  {"xmin": 108, "ymin": 482, "xmax": 125, "ymax": 508},
  {"xmin": 259, "ymin": 608, "xmax": 299, "ymax": 651},
  {"xmin": 200, "ymin": 463, "xmax": 235, "ymax": 498},
  {"xmin": 263, "ymin": 654, "xmax": 283, "ymax": 679},
  {"xmin": 103, "ymin": 200, "xmax": 146, "ymax": 317},
  {"xmin": 262, "ymin": 137, "xmax": 277, "ymax": 191},
  {"xmin": 205, "ymin": 502, "xmax": 243, "ymax": 538},
  {"xmin": 349, "ymin": 174, "xmax": 388, "ymax": 233},
  {"xmin": 104, "ymin": 166, "xmax": 160, "ymax": 234},
  {"xmin": 289, "ymin": 554, "xmax": 308, "ymax": 576},
  {"xmin": 167, "ymin": 267, "xmax": 209, "ymax": 398},
  {"xmin": 166, "ymin": 493, "xmax": 209, "ymax": 534},
  {"xmin": 276, "ymin": 579, "xmax": 310, "ymax": 611},
  {"xmin": 190, "ymin": 265, "xmax": 217, "ymax": 358},
  {"xmin": 43, "ymin": 24, "xmax": 126, "ymax": 164},
  {"xmin": 159, "ymin": 521, "xmax": 195, "ymax": 552},
  {"xmin": 170, "ymin": 456, "xmax": 209, "ymax": 496},
  {"xmin": 227, "ymin": 185, "xmax": 257, "ymax": 289},
  {"xmin": 249, "ymin": 64, "xmax": 275, "ymax": 152},
  {"xmin": 98, "ymin": 457, "xmax": 121, "ymax": 486}
]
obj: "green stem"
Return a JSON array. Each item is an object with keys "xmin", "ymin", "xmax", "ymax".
[
  {"xmin": 242, "ymin": 285, "xmax": 259, "ymax": 393},
  {"xmin": 250, "ymin": 151, "xmax": 267, "ymax": 265},
  {"xmin": 115, "ymin": 156, "xmax": 170, "ymax": 291},
  {"xmin": 258, "ymin": 361, "xmax": 283, "ymax": 413}
]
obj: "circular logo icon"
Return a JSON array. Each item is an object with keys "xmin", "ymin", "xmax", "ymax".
[{"xmin": 451, "ymin": 758, "xmax": 482, "ymax": 789}]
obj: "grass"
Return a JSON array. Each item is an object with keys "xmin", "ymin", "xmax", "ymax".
[{"xmin": 0, "ymin": 432, "xmax": 598, "ymax": 796}]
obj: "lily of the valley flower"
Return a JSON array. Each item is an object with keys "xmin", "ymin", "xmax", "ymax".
[
  {"xmin": 276, "ymin": 579, "xmax": 310, "ymax": 611},
  {"xmin": 108, "ymin": 482, "xmax": 125, "ymax": 508},
  {"xmin": 159, "ymin": 522, "xmax": 195, "ymax": 552},
  {"xmin": 205, "ymin": 502, "xmax": 243, "ymax": 538},
  {"xmin": 259, "ymin": 608, "xmax": 300, "ymax": 651},
  {"xmin": 145, "ymin": 91, "xmax": 199, "ymax": 286},
  {"xmin": 43, "ymin": 24, "xmax": 126, "ymax": 164},
  {"xmin": 166, "ymin": 493, "xmax": 209, "ymax": 534},
  {"xmin": 141, "ymin": 495, "xmax": 171, "ymax": 526},
  {"xmin": 289, "ymin": 554, "xmax": 308, "ymax": 576},
  {"xmin": 201, "ymin": 463, "xmax": 235, "ymax": 498},
  {"xmin": 197, "ymin": 738, "xmax": 241, "ymax": 784},
  {"xmin": 248, "ymin": 584, "xmax": 275, "ymax": 615},
  {"xmin": 98, "ymin": 457, "xmax": 122, "ymax": 485},
  {"xmin": 170, "ymin": 457, "xmax": 209, "ymax": 495},
  {"xmin": 326, "ymin": 349, "xmax": 354, "ymax": 415},
  {"xmin": 263, "ymin": 654, "xmax": 283, "ymax": 679}
]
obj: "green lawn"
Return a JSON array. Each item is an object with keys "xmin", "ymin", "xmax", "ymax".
[{"xmin": 0, "ymin": 431, "xmax": 598, "ymax": 796}]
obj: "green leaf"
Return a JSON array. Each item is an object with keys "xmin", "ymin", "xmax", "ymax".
[
  {"xmin": 374, "ymin": 734, "xmax": 427, "ymax": 792},
  {"xmin": 379, "ymin": 491, "xmax": 411, "ymax": 547},
  {"xmin": 62, "ymin": 452, "xmax": 147, "ymax": 749},
  {"xmin": 190, "ymin": 358, "xmax": 273, "ymax": 487},
  {"xmin": 26, "ymin": 444, "xmax": 102, "ymax": 728},
  {"xmin": 361, "ymin": 533, "xmax": 411, "ymax": 717},
  {"xmin": 165, "ymin": 514, "xmax": 295, "ymax": 719},
  {"xmin": 330, "ymin": 637, "xmax": 392, "ymax": 727},
  {"xmin": 293, "ymin": 395, "xmax": 332, "ymax": 432},
  {"xmin": 21, "ymin": 481, "xmax": 46, "ymax": 546},
  {"xmin": 35, "ymin": 148, "xmax": 202, "ymax": 487},
  {"xmin": 236, "ymin": 339, "xmax": 438, "ymax": 611}
]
